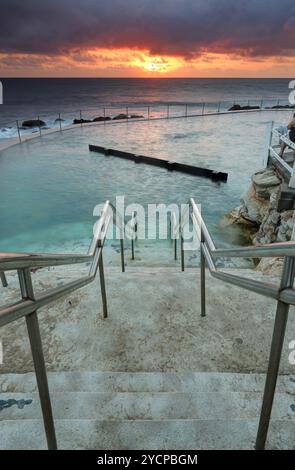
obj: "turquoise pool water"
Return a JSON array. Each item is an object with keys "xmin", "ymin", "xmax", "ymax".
[{"xmin": 0, "ymin": 111, "xmax": 291, "ymax": 266}]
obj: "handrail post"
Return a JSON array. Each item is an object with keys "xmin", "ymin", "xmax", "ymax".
[
  {"xmin": 131, "ymin": 238, "xmax": 135, "ymax": 261},
  {"xmin": 98, "ymin": 248, "xmax": 108, "ymax": 318},
  {"xmin": 174, "ymin": 237, "xmax": 177, "ymax": 260},
  {"xmin": 200, "ymin": 228, "xmax": 206, "ymax": 317},
  {"xmin": 16, "ymin": 120, "xmax": 22, "ymax": 143},
  {"xmin": 0, "ymin": 271, "xmax": 8, "ymax": 287},
  {"xmin": 131, "ymin": 211, "xmax": 137, "ymax": 261},
  {"xmin": 120, "ymin": 228, "xmax": 125, "ymax": 272},
  {"xmin": 17, "ymin": 268, "xmax": 57, "ymax": 450},
  {"xmin": 180, "ymin": 232, "xmax": 184, "ymax": 272},
  {"xmin": 255, "ymin": 256, "xmax": 295, "ymax": 450}
]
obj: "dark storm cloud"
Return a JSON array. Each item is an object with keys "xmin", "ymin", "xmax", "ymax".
[{"xmin": 0, "ymin": 0, "xmax": 294, "ymax": 58}]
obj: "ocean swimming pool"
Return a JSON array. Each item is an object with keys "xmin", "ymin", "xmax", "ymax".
[{"xmin": 0, "ymin": 110, "xmax": 292, "ymax": 266}]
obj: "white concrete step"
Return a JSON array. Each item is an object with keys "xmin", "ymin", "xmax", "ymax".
[
  {"xmin": 1, "ymin": 418, "xmax": 295, "ymax": 450},
  {"xmin": 0, "ymin": 371, "xmax": 294, "ymax": 393},
  {"xmin": 0, "ymin": 390, "xmax": 294, "ymax": 421},
  {"xmin": 2, "ymin": 267, "xmax": 295, "ymax": 376}
]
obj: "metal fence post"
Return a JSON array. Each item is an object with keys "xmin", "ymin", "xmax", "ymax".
[
  {"xmin": 174, "ymin": 237, "xmax": 177, "ymax": 260},
  {"xmin": 58, "ymin": 113, "xmax": 62, "ymax": 131},
  {"xmin": 131, "ymin": 238, "xmax": 135, "ymax": 260},
  {"xmin": 255, "ymin": 256, "xmax": 295, "ymax": 450},
  {"xmin": 97, "ymin": 249, "xmax": 108, "ymax": 318},
  {"xmin": 16, "ymin": 120, "xmax": 22, "ymax": 143},
  {"xmin": 17, "ymin": 268, "xmax": 57, "ymax": 450},
  {"xmin": 131, "ymin": 211, "xmax": 136, "ymax": 261},
  {"xmin": 37, "ymin": 116, "xmax": 42, "ymax": 137},
  {"xmin": 0, "ymin": 271, "xmax": 8, "ymax": 287},
  {"xmin": 264, "ymin": 121, "xmax": 274, "ymax": 168},
  {"xmin": 180, "ymin": 233, "xmax": 185, "ymax": 272},
  {"xmin": 120, "ymin": 228, "xmax": 125, "ymax": 273},
  {"xmin": 200, "ymin": 228, "xmax": 206, "ymax": 317},
  {"xmin": 217, "ymin": 102, "xmax": 221, "ymax": 113}
]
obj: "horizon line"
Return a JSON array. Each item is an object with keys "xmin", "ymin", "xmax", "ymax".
[{"xmin": 0, "ymin": 76, "xmax": 294, "ymax": 80}]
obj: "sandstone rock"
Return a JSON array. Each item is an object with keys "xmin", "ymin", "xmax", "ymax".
[
  {"xmin": 92, "ymin": 116, "xmax": 111, "ymax": 122},
  {"xmin": 225, "ymin": 164, "xmax": 294, "ymax": 276},
  {"xmin": 252, "ymin": 169, "xmax": 281, "ymax": 199},
  {"xmin": 73, "ymin": 118, "xmax": 92, "ymax": 124},
  {"xmin": 22, "ymin": 119, "xmax": 46, "ymax": 128},
  {"xmin": 256, "ymin": 257, "xmax": 284, "ymax": 276},
  {"xmin": 228, "ymin": 104, "xmax": 260, "ymax": 111},
  {"xmin": 113, "ymin": 114, "xmax": 128, "ymax": 120},
  {"xmin": 281, "ymin": 210, "xmax": 294, "ymax": 222},
  {"xmin": 130, "ymin": 114, "xmax": 144, "ymax": 119}
]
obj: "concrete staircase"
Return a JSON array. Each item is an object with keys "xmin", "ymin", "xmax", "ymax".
[
  {"xmin": 0, "ymin": 371, "xmax": 295, "ymax": 449},
  {"xmin": 1, "ymin": 267, "xmax": 295, "ymax": 449}
]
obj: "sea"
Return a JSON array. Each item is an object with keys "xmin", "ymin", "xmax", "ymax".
[
  {"xmin": 0, "ymin": 78, "xmax": 293, "ymax": 137},
  {"xmin": 0, "ymin": 78, "xmax": 293, "ymax": 262}
]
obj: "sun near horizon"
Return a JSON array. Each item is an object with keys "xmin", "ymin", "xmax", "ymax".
[{"xmin": 1, "ymin": 0, "xmax": 294, "ymax": 78}]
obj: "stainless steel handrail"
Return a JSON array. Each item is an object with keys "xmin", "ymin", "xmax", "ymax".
[
  {"xmin": 187, "ymin": 197, "xmax": 295, "ymax": 450},
  {"xmin": 130, "ymin": 211, "xmax": 138, "ymax": 261},
  {"xmin": 0, "ymin": 271, "xmax": 7, "ymax": 287},
  {"xmin": 0, "ymin": 200, "xmax": 128, "ymax": 450},
  {"xmin": 2, "ymin": 196, "xmax": 295, "ymax": 450}
]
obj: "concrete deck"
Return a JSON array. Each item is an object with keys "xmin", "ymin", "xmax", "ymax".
[
  {"xmin": 1, "ymin": 266, "xmax": 295, "ymax": 449},
  {"xmin": 1, "ymin": 266, "xmax": 295, "ymax": 374}
]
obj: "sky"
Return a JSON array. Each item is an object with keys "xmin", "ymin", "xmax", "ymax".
[{"xmin": 0, "ymin": 0, "xmax": 294, "ymax": 77}]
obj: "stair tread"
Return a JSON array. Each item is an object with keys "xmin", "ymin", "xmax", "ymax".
[
  {"xmin": 1, "ymin": 371, "xmax": 294, "ymax": 393},
  {"xmin": 1, "ymin": 418, "xmax": 294, "ymax": 450},
  {"xmin": 1, "ymin": 390, "xmax": 294, "ymax": 421}
]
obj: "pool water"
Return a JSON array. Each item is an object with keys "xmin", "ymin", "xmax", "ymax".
[{"xmin": 0, "ymin": 111, "xmax": 291, "ymax": 266}]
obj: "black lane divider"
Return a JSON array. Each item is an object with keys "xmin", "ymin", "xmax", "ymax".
[{"xmin": 89, "ymin": 144, "xmax": 228, "ymax": 182}]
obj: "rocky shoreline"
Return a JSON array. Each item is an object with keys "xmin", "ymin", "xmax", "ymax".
[{"xmin": 223, "ymin": 166, "xmax": 294, "ymax": 275}]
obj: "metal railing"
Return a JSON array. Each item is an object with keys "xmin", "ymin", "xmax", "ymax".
[
  {"xmin": 1, "ymin": 99, "xmax": 294, "ymax": 144},
  {"xmin": 1, "ymin": 196, "xmax": 295, "ymax": 449},
  {"xmin": 169, "ymin": 210, "xmax": 185, "ymax": 271},
  {"xmin": 266, "ymin": 121, "xmax": 295, "ymax": 188},
  {"xmin": 180, "ymin": 197, "xmax": 295, "ymax": 450},
  {"xmin": 0, "ymin": 199, "xmax": 140, "ymax": 450},
  {"xmin": 130, "ymin": 211, "xmax": 138, "ymax": 261}
]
